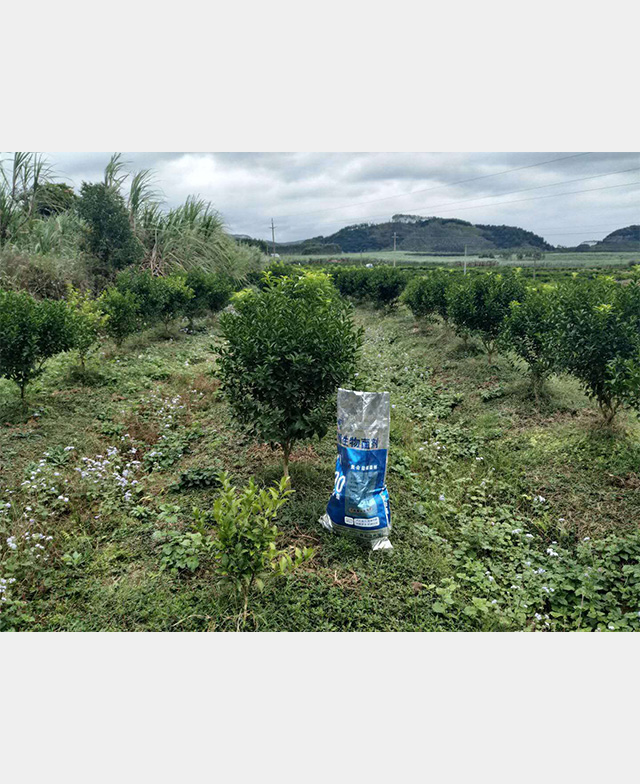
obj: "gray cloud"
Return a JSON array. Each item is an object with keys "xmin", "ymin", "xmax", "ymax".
[{"xmin": 43, "ymin": 151, "xmax": 639, "ymax": 246}]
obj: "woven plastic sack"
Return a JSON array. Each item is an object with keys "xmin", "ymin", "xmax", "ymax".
[{"xmin": 319, "ymin": 388, "xmax": 392, "ymax": 550}]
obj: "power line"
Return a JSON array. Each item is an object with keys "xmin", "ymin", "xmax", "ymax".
[
  {"xmin": 399, "ymin": 167, "xmax": 639, "ymax": 217},
  {"xmin": 530, "ymin": 222, "xmax": 633, "ymax": 232},
  {"xmin": 287, "ymin": 168, "xmax": 640, "ymax": 234},
  {"xmin": 273, "ymin": 152, "xmax": 593, "ymax": 221},
  {"xmin": 536, "ymin": 229, "xmax": 635, "ymax": 237},
  {"xmin": 272, "ymin": 181, "xmax": 639, "ymax": 243},
  {"xmin": 423, "ymin": 180, "xmax": 639, "ymax": 216}
]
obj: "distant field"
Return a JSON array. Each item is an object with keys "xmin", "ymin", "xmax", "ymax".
[{"xmin": 286, "ymin": 250, "xmax": 640, "ymax": 269}]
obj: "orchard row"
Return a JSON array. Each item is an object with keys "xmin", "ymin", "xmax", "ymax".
[{"xmin": 0, "ymin": 270, "xmax": 232, "ymax": 399}]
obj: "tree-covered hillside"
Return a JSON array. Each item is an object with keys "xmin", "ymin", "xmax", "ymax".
[
  {"xmin": 593, "ymin": 225, "xmax": 640, "ymax": 251},
  {"xmin": 272, "ymin": 216, "xmax": 553, "ymax": 255}
]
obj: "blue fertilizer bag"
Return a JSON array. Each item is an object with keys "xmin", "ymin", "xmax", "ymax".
[{"xmin": 320, "ymin": 388, "xmax": 392, "ymax": 550}]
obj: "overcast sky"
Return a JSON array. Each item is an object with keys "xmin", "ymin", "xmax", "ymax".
[{"xmin": 45, "ymin": 152, "xmax": 639, "ymax": 246}]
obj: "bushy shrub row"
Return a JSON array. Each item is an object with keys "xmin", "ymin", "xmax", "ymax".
[
  {"xmin": 114, "ymin": 270, "xmax": 194, "ymax": 335},
  {"xmin": 447, "ymin": 270, "xmax": 527, "ymax": 362},
  {"xmin": 403, "ymin": 269, "xmax": 452, "ymax": 324},
  {"xmin": 182, "ymin": 268, "xmax": 234, "ymax": 328},
  {"xmin": 404, "ymin": 269, "xmax": 640, "ymax": 421},
  {"xmin": 248, "ymin": 261, "xmax": 410, "ymax": 307},
  {"xmin": 0, "ymin": 270, "xmax": 232, "ymax": 399},
  {"xmin": 543, "ymin": 278, "xmax": 640, "ymax": 422},
  {"xmin": 327, "ymin": 266, "xmax": 409, "ymax": 307},
  {"xmin": 0, "ymin": 290, "xmax": 78, "ymax": 399},
  {"xmin": 106, "ymin": 269, "xmax": 232, "ymax": 343}
]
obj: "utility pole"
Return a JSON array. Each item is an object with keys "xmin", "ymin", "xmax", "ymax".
[
  {"xmin": 270, "ymin": 218, "xmax": 276, "ymax": 256},
  {"xmin": 393, "ymin": 232, "xmax": 398, "ymax": 268},
  {"xmin": 464, "ymin": 244, "xmax": 467, "ymax": 275}
]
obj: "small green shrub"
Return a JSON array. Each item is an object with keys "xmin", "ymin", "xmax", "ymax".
[
  {"xmin": 182, "ymin": 269, "xmax": 232, "ymax": 327},
  {"xmin": 99, "ymin": 287, "xmax": 140, "ymax": 347},
  {"xmin": 327, "ymin": 266, "xmax": 408, "ymax": 307},
  {"xmin": 116, "ymin": 270, "xmax": 197, "ymax": 332},
  {"xmin": 218, "ymin": 271, "xmax": 363, "ymax": 476},
  {"xmin": 0, "ymin": 289, "xmax": 76, "ymax": 399},
  {"xmin": 553, "ymin": 278, "xmax": 640, "ymax": 422},
  {"xmin": 366, "ymin": 266, "xmax": 409, "ymax": 308},
  {"xmin": 151, "ymin": 275, "xmax": 194, "ymax": 334},
  {"xmin": 115, "ymin": 270, "xmax": 160, "ymax": 323},
  {"xmin": 500, "ymin": 286, "xmax": 557, "ymax": 400},
  {"xmin": 447, "ymin": 270, "xmax": 526, "ymax": 362},
  {"xmin": 206, "ymin": 472, "xmax": 312, "ymax": 626},
  {"xmin": 67, "ymin": 286, "xmax": 108, "ymax": 371},
  {"xmin": 403, "ymin": 270, "xmax": 452, "ymax": 322},
  {"xmin": 328, "ymin": 266, "xmax": 369, "ymax": 298}
]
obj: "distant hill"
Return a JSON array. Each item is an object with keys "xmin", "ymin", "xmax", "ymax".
[
  {"xmin": 269, "ymin": 216, "xmax": 554, "ymax": 255},
  {"xmin": 591, "ymin": 225, "xmax": 640, "ymax": 252}
]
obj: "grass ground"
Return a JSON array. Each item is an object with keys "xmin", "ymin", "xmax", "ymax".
[{"xmin": 2, "ymin": 307, "xmax": 640, "ymax": 631}]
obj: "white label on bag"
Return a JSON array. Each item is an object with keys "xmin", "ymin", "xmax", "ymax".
[{"xmin": 354, "ymin": 516, "xmax": 380, "ymax": 528}]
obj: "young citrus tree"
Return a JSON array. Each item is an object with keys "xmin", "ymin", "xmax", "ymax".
[
  {"xmin": 553, "ymin": 277, "xmax": 640, "ymax": 423},
  {"xmin": 182, "ymin": 269, "xmax": 232, "ymax": 329},
  {"xmin": 115, "ymin": 269, "xmax": 160, "ymax": 323},
  {"xmin": 67, "ymin": 286, "xmax": 108, "ymax": 371},
  {"xmin": 204, "ymin": 471, "xmax": 312, "ymax": 628},
  {"xmin": 218, "ymin": 271, "xmax": 363, "ymax": 477},
  {"xmin": 500, "ymin": 285, "xmax": 557, "ymax": 402},
  {"xmin": 0, "ymin": 290, "xmax": 76, "ymax": 399},
  {"xmin": 447, "ymin": 270, "xmax": 526, "ymax": 362},
  {"xmin": 150, "ymin": 276, "xmax": 194, "ymax": 335},
  {"xmin": 366, "ymin": 267, "xmax": 408, "ymax": 308},
  {"xmin": 403, "ymin": 270, "xmax": 452, "ymax": 323},
  {"xmin": 99, "ymin": 288, "xmax": 139, "ymax": 347},
  {"xmin": 115, "ymin": 270, "xmax": 195, "ymax": 333},
  {"xmin": 328, "ymin": 266, "xmax": 369, "ymax": 299}
]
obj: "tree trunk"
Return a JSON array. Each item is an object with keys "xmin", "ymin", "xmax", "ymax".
[
  {"xmin": 600, "ymin": 397, "xmax": 618, "ymax": 425},
  {"xmin": 282, "ymin": 442, "xmax": 291, "ymax": 480},
  {"xmin": 533, "ymin": 374, "xmax": 541, "ymax": 409},
  {"xmin": 484, "ymin": 339, "xmax": 495, "ymax": 365}
]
